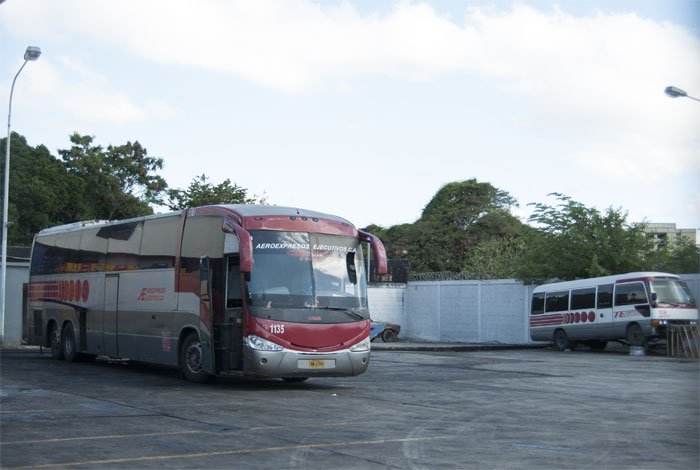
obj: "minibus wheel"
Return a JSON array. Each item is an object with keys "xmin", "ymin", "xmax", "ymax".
[
  {"xmin": 626, "ymin": 324, "xmax": 647, "ymax": 347},
  {"xmin": 553, "ymin": 329, "xmax": 570, "ymax": 351}
]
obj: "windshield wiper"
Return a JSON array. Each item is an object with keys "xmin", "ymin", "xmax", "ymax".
[{"xmin": 320, "ymin": 306, "xmax": 365, "ymax": 319}]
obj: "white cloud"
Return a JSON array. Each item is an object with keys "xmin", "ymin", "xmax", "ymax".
[
  {"xmin": 2, "ymin": 0, "xmax": 698, "ymax": 225},
  {"xmin": 8, "ymin": 56, "xmax": 178, "ymax": 125}
]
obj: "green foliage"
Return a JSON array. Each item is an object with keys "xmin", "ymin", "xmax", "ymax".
[
  {"xmin": 166, "ymin": 174, "xmax": 266, "ymax": 210},
  {"xmin": 58, "ymin": 133, "xmax": 167, "ymax": 220},
  {"xmin": 645, "ymin": 237, "xmax": 700, "ymax": 274},
  {"xmin": 462, "ymin": 233, "xmax": 529, "ymax": 279},
  {"xmin": 516, "ymin": 193, "xmax": 655, "ymax": 283},
  {"xmin": 421, "ymin": 179, "xmax": 517, "ymax": 228},
  {"xmin": 1, "ymin": 133, "xmax": 88, "ymax": 245},
  {"xmin": 3, "ymin": 132, "xmax": 273, "ymax": 246},
  {"xmin": 369, "ymin": 179, "xmax": 524, "ymax": 273}
]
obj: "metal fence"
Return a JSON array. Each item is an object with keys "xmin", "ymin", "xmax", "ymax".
[{"xmin": 667, "ymin": 324, "xmax": 700, "ymax": 359}]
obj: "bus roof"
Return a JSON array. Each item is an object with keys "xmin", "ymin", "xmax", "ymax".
[
  {"xmin": 35, "ymin": 205, "xmax": 355, "ymax": 237},
  {"xmin": 532, "ymin": 272, "xmax": 681, "ymax": 293}
]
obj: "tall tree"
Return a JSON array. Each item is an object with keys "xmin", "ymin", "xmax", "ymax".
[
  {"xmin": 1, "ymin": 133, "xmax": 88, "ymax": 245},
  {"xmin": 58, "ymin": 133, "xmax": 167, "ymax": 220},
  {"xmin": 369, "ymin": 179, "xmax": 523, "ymax": 272},
  {"xmin": 166, "ymin": 174, "xmax": 266, "ymax": 210},
  {"xmin": 516, "ymin": 193, "xmax": 654, "ymax": 283}
]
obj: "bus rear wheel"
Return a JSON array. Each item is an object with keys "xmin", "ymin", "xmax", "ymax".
[
  {"xmin": 49, "ymin": 323, "xmax": 63, "ymax": 360},
  {"xmin": 553, "ymin": 330, "xmax": 570, "ymax": 351},
  {"xmin": 180, "ymin": 333, "xmax": 213, "ymax": 383},
  {"xmin": 62, "ymin": 323, "xmax": 78, "ymax": 362}
]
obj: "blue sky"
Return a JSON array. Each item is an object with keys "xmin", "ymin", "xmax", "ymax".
[{"xmin": 1, "ymin": 0, "xmax": 699, "ymax": 231}]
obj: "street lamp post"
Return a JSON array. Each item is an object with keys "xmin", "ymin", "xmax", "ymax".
[
  {"xmin": 1, "ymin": 46, "xmax": 41, "ymax": 343},
  {"xmin": 665, "ymin": 85, "xmax": 700, "ymax": 102}
]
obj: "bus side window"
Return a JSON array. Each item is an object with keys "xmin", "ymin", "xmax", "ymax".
[
  {"xmin": 226, "ymin": 256, "xmax": 242, "ymax": 308},
  {"xmin": 614, "ymin": 282, "xmax": 648, "ymax": 306},
  {"xmin": 597, "ymin": 284, "xmax": 613, "ymax": 309},
  {"xmin": 531, "ymin": 293, "xmax": 545, "ymax": 315},
  {"xmin": 545, "ymin": 291, "xmax": 569, "ymax": 313},
  {"xmin": 571, "ymin": 288, "xmax": 595, "ymax": 310}
]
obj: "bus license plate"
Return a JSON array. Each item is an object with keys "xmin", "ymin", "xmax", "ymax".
[{"xmin": 299, "ymin": 359, "xmax": 336, "ymax": 369}]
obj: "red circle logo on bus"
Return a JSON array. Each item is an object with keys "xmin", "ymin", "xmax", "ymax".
[
  {"xmin": 82, "ymin": 280, "xmax": 89, "ymax": 302},
  {"xmin": 74, "ymin": 281, "xmax": 81, "ymax": 301},
  {"xmin": 588, "ymin": 311, "xmax": 595, "ymax": 323},
  {"xmin": 574, "ymin": 312, "xmax": 580, "ymax": 323}
]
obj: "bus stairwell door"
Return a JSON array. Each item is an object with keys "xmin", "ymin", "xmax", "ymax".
[
  {"xmin": 216, "ymin": 255, "xmax": 244, "ymax": 372},
  {"xmin": 103, "ymin": 274, "xmax": 119, "ymax": 357}
]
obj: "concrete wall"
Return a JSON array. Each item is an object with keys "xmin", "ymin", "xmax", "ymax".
[
  {"xmin": 401, "ymin": 280, "xmax": 534, "ymax": 344},
  {"xmin": 368, "ymin": 285, "xmax": 404, "ymax": 325},
  {"xmin": 0, "ymin": 262, "xmax": 30, "ymax": 346}
]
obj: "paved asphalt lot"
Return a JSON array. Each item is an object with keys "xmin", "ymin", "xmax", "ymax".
[{"xmin": 1, "ymin": 347, "xmax": 698, "ymax": 469}]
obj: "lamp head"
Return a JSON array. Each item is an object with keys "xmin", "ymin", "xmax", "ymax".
[
  {"xmin": 24, "ymin": 46, "xmax": 41, "ymax": 61},
  {"xmin": 665, "ymin": 86, "xmax": 687, "ymax": 98}
]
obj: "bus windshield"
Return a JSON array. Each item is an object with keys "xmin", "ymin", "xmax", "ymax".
[
  {"xmin": 649, "ymin": 279, "xmax": 696, "ymax": 307},
  {"xmin": 246, "ymin": 231, "xmax": 368, "ymax": 322}
]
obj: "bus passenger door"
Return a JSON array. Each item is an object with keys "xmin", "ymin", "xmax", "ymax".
[
  {"xmin": 596, "ymin": 284, "xmax": 614, "ymax": 339},
  {"xmin": 103, "ymin": 274, "xmax": 119, "ymax": 357},
  {"xmin": 217, "ymin": 255, "xmax": 244, "ymax": 371}
]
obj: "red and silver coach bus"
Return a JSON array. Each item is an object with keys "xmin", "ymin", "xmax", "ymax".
[
  {"xmin": 530, "ymin": 272, "xmax": 697, "ymax": 351},
  {"xmin": 24, "ymin": 205, "xmax": 387, "ymax": 382}
]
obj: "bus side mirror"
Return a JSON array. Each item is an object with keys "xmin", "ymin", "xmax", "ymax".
[
  {"xmin": 199, "ymin": 257, "xmax": 211, "ymax": 301},
  {"xmin": 651, "ymin": 292, "xmax": 657, "ymax": 302},
  {"xmin": 346, "ymin": 252, "xmax": 357, "ymax": 284}
]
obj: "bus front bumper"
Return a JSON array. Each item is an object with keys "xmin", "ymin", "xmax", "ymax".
[{"xmin": 241, "ymin": 345, "xmax": 370, "ymax": 379}]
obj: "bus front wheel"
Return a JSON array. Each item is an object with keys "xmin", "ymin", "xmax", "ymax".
[
  {"xmin": 180, "ymin": 333, "xmax": 213, "ymax": 383},
  {"xmin": 626, "ymin": 324, "xmax": 647, "ymax": 347},
  {"xmin": 553, "ymin": 330, "xmax": 570, "ymax": 351}
]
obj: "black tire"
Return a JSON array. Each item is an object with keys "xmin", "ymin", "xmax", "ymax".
[
  {"xmin": 282, "ymin": 377, "xmax": 309, "ymax": 383},
  {"xmin": 49, "ymin": 323, "xmax": 63, "ymax": 360},
  {"xmin": 626, "ymin": 324, "xmax": 647, "ymax": 347},
  {"xmin": 62, "ymin": 323, "xmax": 78, "ymax": 362},
  {"xmin": 180, "ymin": 333, "xmax": 213, "ymax": 383},
  {"xmin": 381, "ymin": 328, "xmax": 397, "ymax": 343},
  {"xmin": 553, "ymin": 330, "xmax": 570, "ymax": 351}
]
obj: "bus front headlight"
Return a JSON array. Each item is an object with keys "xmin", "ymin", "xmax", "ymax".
[
  {"xmin": 245, "ymin": 335, "xmax": 283, "ymax": 351},
  {"xmin": 349, "ymin": 336, "xmax": 370, "ymax": 352}
]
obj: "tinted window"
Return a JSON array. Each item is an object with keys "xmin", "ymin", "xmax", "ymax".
[
  {"xmin": 614, "ymin": 282, "xmax": 648, "ymax": 306},
  {"xmin": 140, "ymin": 216, "xmax": 178, "ymax": 269},
  {"xmin": 545, "ymin": 291, "xmax": 569, "ymax": 313},
  {"xmin": 571, "ymin": 288, "xmax": 596, "ymax": 310},
  {"xmin": 105, "ymin": 222, "xmax": 143, "ymax": 271},
  {"xmin": 531, "ymin": 293, "xmax": 544, "ymax": 315},
  {"xmin": 597, "ymin": 284, "xmax": 613, "ymax": 309}
]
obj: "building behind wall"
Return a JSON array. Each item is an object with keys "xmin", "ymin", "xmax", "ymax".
[{"xmin": 645, "ymin": 223, "xmax": 697, "ymax": 248}]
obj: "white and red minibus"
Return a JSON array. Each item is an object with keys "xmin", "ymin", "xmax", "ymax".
[
  {"xmin": 530, "ymin": 272, "xmax": 697, "ymax": 350},
  {"xmin": 24, "ymin": 205, "xmax": 387, "ymax": 382}
]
